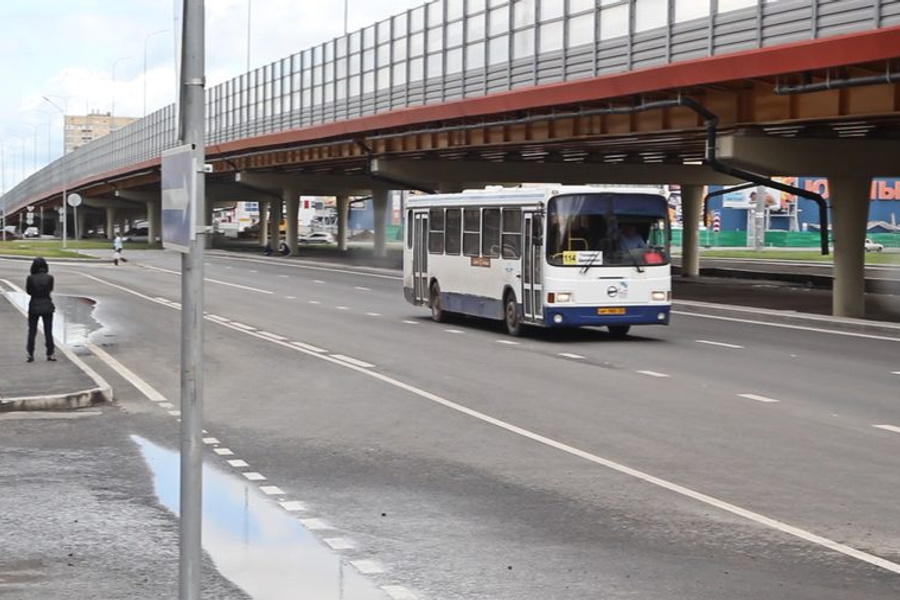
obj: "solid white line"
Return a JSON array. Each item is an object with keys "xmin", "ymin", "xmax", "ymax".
[
  {"xmin": 674, "ymin": 310, "xmax": 900, "ymax": 343},
  {"xmin": 227, "ymin": 459, "xmax": 249, "ymax": 468},
  {"xmin": 291, "ymin": 341, "xmax": 327, "ymax": 353},
  {"xmin": 259, "ymin": 486, "xmax": 284, "ymax": 495},
  {"xmin": 206, "ymin": 315, "xmax": 230, "ymax": 323},
  {"xmin": 206, "ymin": 278, "xmax": 274, "ymax": 294},
  {"xmin": 298, "ymin": 518, "xmax": 332, "ymax": 530},
  {"xmin": 351, "ymin": 560, "xmax": 385, "ymax": 575},
  {"xmin": 738, "ymin": 393, "xmax": 781, "ymax": 404},
  {"xmin": 558, "ymin": 352, "xmax": 585, "ymax": 359},
  {"xmin": 696, "ymin": 339, "xmax": 744, "ymax": 349},
  {"xmin": 873, "ymin": 424, "xmax": 900, "ymax": 434},
  {"xmin": 85, "ymin": 342, "xmax": 168, "ymax": 403},
  {"xmin": 278, "ymin": 500, "xmax": 306, "ymax": 512},
  {"xmin": 323, "ymin": 538, "xmax": 356, "ymax": 550},
  {"xmin": 229, "ymin": 322, "xmax": 257, "ymax": 331},
  {"xmin": 496, "ymin": 340, "xmax": 520, "ymax": 345},
  {"xmin": 213, "ymin": 448, "xmax": 234, "ymax": 456},
  {"xmin": 242, "ymin": 472, "xmax": 267, "ymax": 481},
  {"xmin": 330, "ymin": 354, "xmax": 375, "ymax": 369},
  {"xmin": 637, "ymin": 370, "xmax": 670, "ymax": 378}
]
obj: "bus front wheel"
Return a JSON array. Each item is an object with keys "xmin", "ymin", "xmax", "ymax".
[
  {"xmin": 504, "ymin": 293, "xmax": 523, "ymax": 337},
  {"xmin": 430, "ymin": 283, "xmax": 446, "ymax": 323},
  {"xmin": 608, "ymin": 325, "xmax": 631, "ymax": 338}
]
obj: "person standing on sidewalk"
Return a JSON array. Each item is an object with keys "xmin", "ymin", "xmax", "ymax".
[{"xmin": 25, "ymin": 257, "xmax": 56, "ymax": 363}]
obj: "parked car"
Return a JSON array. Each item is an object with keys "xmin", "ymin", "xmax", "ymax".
[
  {"xmin": 298, "ymin": 231, "xmax": 336, "ymax": 245},
  {"xmin": 23, "ymin": 227, "xmax": 39, "ymax": 238},
  {"xmin": 864, "ymin": 238, "xmax": 884, "ymax": 252}
]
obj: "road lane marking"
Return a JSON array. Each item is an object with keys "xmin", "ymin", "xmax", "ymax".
[
  {"xmin": 202, "ymin": 437, "xmax": 220, "ymax": 444},
  {"xmin": 314, "ymin": 279, "xmax": 325, "ymax": 284},
  {"xmin": 366, "ymin": 312, "xmax": 382, "ymax": 317},
  {"xmin": 351, "ymin": 560, "xmax": 385, "ymax": 575},
  {"xmin": 402, "ymin": 320, "xmax": 419, "ymax": 325},
  {"xmin": 81, "ymin": 270, "xmax": 900, "ymax": 575},
  {"xmin": 278, "ymin": 275, "xmax": 289, "ymax": 278},
  {"xmin": 257, "ymin": 331, "xmax": 288, "ymax": 341},
  {"xmin": 336, "ymin": 306, "xmax": 349, "ymax": 310},
  {"xmin": 259, "ymin": 486, "xmax": 284, "ymax": 495},
  {"xmin": 444, "ymin": 329, "xmax": 464, "ymax": 334},
  {"xmin": 229, "ymin": 322, "xmax": 257, "ymax": 331},
  {"xmin": 279, "ymin": 500, "xmax": 307, "ymax": 512},
  {"xmin": 285, "ymin": 296, "xmax": 297, "ymax": 299},
  {"xmin": 214, "ymin": 448, "xmax": 234, "ymax": 456},
  {"xmin": 873, "ymin": 425, "xmax": 900, "ymax": 434},
  {"xmin": 355, "ymin": 286, "xmax": 371, "ymax": 291},
  {"xmin": 637, "ymin": 370, "xmax": 670, "ymax": 378},
  {"xmin": 324, "ymin": 538, "xmax": 356, "ymax": 550},
  {"xmin": 675, "ymin": 310, "xmax": 900, "ymax": 343},
  {"xmin": 309, "ymin": 300, "xmax": 321, "ymax": 305},
  {"xmin": 382, "ymin": 585, "xmax": 418, "ymax": 600},
  {"xmin": 291, "ymin": 341, "xmax": 327, "ymax": 353},
  {"xmin": 738, "ymin": 393, "xmax": 780, "ymax": 404},
  {"xmin": 159, "ymin": 402, "xmax": 175, "ymax": 409},
  {"xmin": 227, "ymin": 459, "xmax": 249, "ymax": 468},
  {"xmin": 558, "ymin": 353, "xmax": 584, "ymax": 359},
  {"xmin": 696, "ymin": 340, "xmax": 744, "ymax": 349},
  {"xmin": 242, "ymin": 472, "xmax": 267, "ymax": 481},
  {"xmin": 206, "ymin": 314, "xmax": 230, "ymax": 323},
  {"xmin": 892, "ymin": 371, "xmax": 900, "ymax": 376},
  {"xmin": 137, "ymin": 264, "xmax": 274, "ymax": 294},
  {"xmin": 250, "ymin": 270, "xmax": 258, "ymax": 273},
  {"xmin": 298, "ymin": 518, "xmax": 332, "ymax": 530},
  {"xmin": 330, "ymin": 355, "xmax": 375, "ymax": 369},
  {"xmin": 496, "ymin": 340, "xmax": 520, "ymax": 345}
]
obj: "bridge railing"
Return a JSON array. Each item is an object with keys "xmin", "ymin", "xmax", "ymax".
[{"xmin": 3, "ymin": 0, "xmax": 897, "ymax": 213}]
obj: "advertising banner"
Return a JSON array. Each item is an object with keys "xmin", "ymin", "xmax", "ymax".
[{"xmin": 161, "ymin": 144, "xmax": 197, "ymax": 253}]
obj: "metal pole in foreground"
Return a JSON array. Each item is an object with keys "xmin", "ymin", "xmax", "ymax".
[{"xmin": 178, "ymin": 1, "xmax": 206, "ymax": 599}]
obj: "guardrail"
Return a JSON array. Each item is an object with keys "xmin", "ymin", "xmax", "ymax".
[{"xmin": 2, "ymin": 0, "xmax": 897, "ymax": 213}]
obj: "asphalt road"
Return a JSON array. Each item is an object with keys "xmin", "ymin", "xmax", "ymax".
[{"xmin": 2, "ymin": 251, "xmax": 899, "ymax": 600}]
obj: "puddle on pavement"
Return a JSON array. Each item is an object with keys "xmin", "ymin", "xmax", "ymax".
[
  {"xmin": 5, "ymin": 292, "xmax": 102, "ymax": 354},
  {"xmin": 133, "ymin": 435, "xmax": 389, "ymax": 600}
]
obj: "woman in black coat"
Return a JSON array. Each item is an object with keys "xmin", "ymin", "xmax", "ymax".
[{"xmin": 26, "ymin": 257, "xmax": 56, "ymax": 362}]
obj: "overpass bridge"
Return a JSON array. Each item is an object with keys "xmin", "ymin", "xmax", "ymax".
[{"xmin": 2, "ymin": 0, "xmax": 899, "ymax": 318}]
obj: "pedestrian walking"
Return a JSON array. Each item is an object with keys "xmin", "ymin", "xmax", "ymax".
[
  {"xmin": 113, "ymin": 234, "xmax": 128, "ymax": 265},
  {"xmin": 25, "ymin": 257, "xmax": 56, "ymax": 363}
]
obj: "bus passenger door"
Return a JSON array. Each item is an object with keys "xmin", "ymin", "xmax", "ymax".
[
  {"xmin": 412, "ymin": 212, "xmax": 428, "ymax": 305},
  {"xmin": 522, "ymin": 212, "xmax": 543, "ymax": 323}
]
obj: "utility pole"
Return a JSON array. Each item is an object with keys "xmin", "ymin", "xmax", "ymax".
[{"xmin": 178, "ymin": 1, "xmax": 206, "ymax": 599}]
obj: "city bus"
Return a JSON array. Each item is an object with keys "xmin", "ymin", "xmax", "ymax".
[{"xmin": 403, "ymin": 185, "xmax": 672, "ymax": 336}]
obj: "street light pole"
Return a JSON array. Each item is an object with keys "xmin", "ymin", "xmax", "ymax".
[
  {"xmin": 111, "ymin": 56, "xmax": 133, "ymax": 128},
  {"xmin": 144, "ymin": 29, "xmax": 170, "ymax": 117},
  {"xmin": 43, "ymin": 96, "xmax": 67, "ymax": 159},
  {"xmin": 246, "ymin": 0, "xmax": 252, "ymax": 73}
]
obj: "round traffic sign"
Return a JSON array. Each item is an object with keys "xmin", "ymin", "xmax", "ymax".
[
  {"xmin": 26, "ymin": 215, "xmax": 34, "ymax": 224},
  {"xmin": 67, "ymin": 193, "xmax": 82, "ymax": 208}
]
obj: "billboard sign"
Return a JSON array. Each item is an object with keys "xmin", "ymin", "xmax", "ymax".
[{"xmin": 161, "ymin": 144, "xmax": 197, "ymax": 252}]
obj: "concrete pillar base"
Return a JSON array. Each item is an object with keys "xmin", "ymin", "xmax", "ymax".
[
  {"xmin": 829, "ymin": 177, "xmax": 871, "ymax": 318},
  {"xmin": 372, "ymin": 190, "xmax": 389, "ymax": 258},
  {"xmin": 680, "ymin": 184, "xmax": 703, "ymax": 278},
  {"xmin": 337, "ymin": 195, "xmax": 350, "ymax": 251}
]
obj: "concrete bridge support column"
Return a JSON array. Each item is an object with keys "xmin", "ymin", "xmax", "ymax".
[
  {"xmin": 75, "ymin": 209, "xmax": 87, "ymax": 241},
  {"xmin": 284, "ymin": 189, "xmax": 299, "ymax": 255},
  {"xmin": 146, "ymin": 201, "xmax": 162, "ymax": 247},
  {"xmin": 336, "ymin": 195, "xmax": 350, "ymax": 251},
  {"xmin": 829, "ymin": 177, "xmax": 871, "ymax": 318},
  {"xmin": 106, "ymin": 208, "xmax": 117, "ymax": 240},
  {"xmin": 268, "ymin": 199, "xmax": 283, "ymax": 250},
  {"xmin": 259, "ymin": 202, "xmax": 269, "ymax": 248},
  {"xmin": 372, "ymin": 190, "xmax": 389, "ymax": 258},
  {"xmin": 680, "ymin": 184, "xmax": 703, "ymax": 278}
]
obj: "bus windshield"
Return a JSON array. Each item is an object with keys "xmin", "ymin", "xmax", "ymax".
[{"xmin": 546, "ymin": 193, "xmax": 669, "ymax": 267}]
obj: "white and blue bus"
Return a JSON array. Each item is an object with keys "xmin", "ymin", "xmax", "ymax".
[{"xmin": 403, "ymin": 185, "xmax": 672, "ymax": 336}]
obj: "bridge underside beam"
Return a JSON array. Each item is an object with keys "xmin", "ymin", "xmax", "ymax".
[{"xmin": 234, "ymin": 171, "xmax": 397, "ymax": 194}]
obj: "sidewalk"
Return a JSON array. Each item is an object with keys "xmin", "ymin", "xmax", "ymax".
[{"xmin": 0, "ymin": 293, "xmax": 111, "ymax": 411}]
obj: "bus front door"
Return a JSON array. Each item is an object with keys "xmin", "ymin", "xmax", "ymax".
[
  {"xmin": 522, "ymin": 213, "xmax": 543, "ymax": 323},
  {"xmin": 412, "ymin": 212, "xmax": 428, "ymax": 305}
]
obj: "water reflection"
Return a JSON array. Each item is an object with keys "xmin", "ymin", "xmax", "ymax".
[
  {"xmin": 133, "ymin": 435, "xmax": 388, "ymax": 600},
  {"xmin": 5, "ymin": 292, "xmax": 100, "ymax": 352}
]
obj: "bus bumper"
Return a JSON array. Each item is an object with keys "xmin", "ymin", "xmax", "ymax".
[{"xmin": 542, "ymin": 305, "xmax": 671, "ymax": 327}]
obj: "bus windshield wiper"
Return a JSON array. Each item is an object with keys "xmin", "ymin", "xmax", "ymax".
[
  {"xmin": 579, "ymin": 249, "xmax": 602, "ymax": 274},
  {"xmin": 623, "ymin": 247, "xmax": 645, "ymax": 273}
]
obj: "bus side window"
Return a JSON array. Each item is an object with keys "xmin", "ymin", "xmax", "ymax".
[
  {"xmin": 429, "ymin": 208, "xmax": 445, "ymax": 254},
  {"xmin": 407, "ymin": 210, "xmax": 413, "ymax": 249},
  {"xmin": 482, "ymin": 208, "xmax": 501, "ymax": 258},
  {"xmin": 445, "ymin": 208, "xmax": 461, "ymax": 255},
  {"xmin": 502, "ymin": 208, "xmax": 521, "ymax": 259},
  {"xmin": 463, "ymin": 208, "xmax": 480, "ymax": 256}
]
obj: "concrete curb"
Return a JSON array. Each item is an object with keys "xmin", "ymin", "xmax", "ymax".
[{"xmin": 0, "ymin": 290, "xmax": 114, "ymax": 412}]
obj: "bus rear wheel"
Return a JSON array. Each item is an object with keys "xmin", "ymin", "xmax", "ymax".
[
  {"xmin": 608, "ymin": 325, "xmax": 631, "ymax": 338},
  {"xmin": 504, "ymin": 293, "xmax": 523, "ymax": 337},
  {"xmin": 430, "ymin": 282, "xmax": 446, "ymax": 323}
]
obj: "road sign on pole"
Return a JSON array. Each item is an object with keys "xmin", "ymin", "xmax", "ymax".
[{"xmin": 162, "ymin": 144, "xmax": 197, "ymax": 253}]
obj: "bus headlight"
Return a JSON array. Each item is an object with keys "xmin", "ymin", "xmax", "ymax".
[
  {"xmin": 555, "ymin": 292, "xmax": 573, "ymax": 303},
  {"xmin": 651, "ymin": 291, "xmax": 667, "ymax": 301}
]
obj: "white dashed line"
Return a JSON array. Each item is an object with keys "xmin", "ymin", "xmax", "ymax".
[
  {"xmin": 351, "ymin": 560, "xmax": 385, "ymax": 575},
  {"xmin": 285, "ymin": 296, "xmax": 297, "ymax": 299},
  {"xmin": 259, "ymin": 486, "xmax": 284, "ymax": 496},
  {"xmin": 309, "ymin": 300, "xmax": 321, "ymax": 305},
  {"xmin": 206, "ymin": 315, "xmax": 230, "ymax": 323},
  {"xmin": 496, "ymin": 340, "xmax": 520, "ymax": 345},
  {"xmin": 229, "ymin": 322, "xmax": 257, "ymax": 331},
  {"xmin": 696, "ymin": 340, "xmax": 744, "ymax": 349},
  {"xmin": 354, "ymin": 286, "xmax": 371, "ymax": 291},
  {"xmin": 314, "ymin": 279, "xmax": 325, "ymax": 284},
  {"xmin": 336, "ymin": 306, "xmax": 349, "ymax": 310},
  {"xmin": 202, "ymin": 437, "xmax": 220, "ymax": 445},
  {"xmin": 873, "ymin": 424, "xmax": 900, "ymax": 434},
  {"xmin": 168, "ymin": 410, "xmax": 181, "ymax": 417},
  {"xmin": 558, "ymin": 352, "xmax": 585, "ymax": 359},
  {"xmin": 330, "ymin": 355, "xmax": 375, "ymax": 369},
  {"xmin": 242, "ymin": 472, "xmax": 267, "ymax": 481},
  {"xmin": 402, "ymin": 320, "xmax": 419, "ymax": 325},
  {"xmin": 382, "ymin": 585, "xmax": 418, "ymax": 600},
  {"xmin": 324, "ymin": 538, "xmax": 356, "ymax": 550},
  {"xmin": 159, "ymin": 402, "xmax": 175, "ymax": 409},
  {"xmin": 444, "ymin": 329, "xmax": 464, "ymax": 334},
  {"xmin": 214, "ymin": 448, "xmax": 235, "ymax": 456},
  {"xmin": 278, "ymin": 500, "xmax": 306, "ymax": 512},
  {"xmin": 366, "ymin": 312, "xmax": 382, "ymax": 317},
  {"xmin": 298, "ymin": 518, "xmax": 333, "ymax": 530},
  {"xmin": 738, "ymin": 393, "xmax": 780, "ymax": 404},
  {"xmin": 257, "ymin": 331, "xmax": 288, "ymax": 341},
  {"xmin": 250, "ymin": 270, "xmax": 258, "ymax": 273},
  {"xmin": 636, "ymin": 370, "xmax": 670, "ymax": 378},
  {"xmin": 291, "ymin": 341, "xmax": 327, "ymax": 353},
  {"xmin": 892, "ymin": 371, "xmax": 900, "ymax": 376},
  {"xmin": 227, "ymin": 459, "xmax": 249, "ymax": 468},
  {"xmin": 278, "ymin": 275, "xmax": 289, "ymax": 278}
]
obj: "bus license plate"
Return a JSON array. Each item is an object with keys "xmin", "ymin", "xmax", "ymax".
[{"xmin": 598, "ymin": 307, "xmax": 626, "ymax": 315}]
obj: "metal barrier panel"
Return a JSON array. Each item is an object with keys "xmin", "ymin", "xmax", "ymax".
[{"xmin": 3, "ymin": 0, "xmax": 898, "ymax": 213}]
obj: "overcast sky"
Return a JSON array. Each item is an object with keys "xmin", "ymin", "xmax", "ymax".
[{"xmin": 0, "ymin": 0, "xmax": 426, "ymax": 188}]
